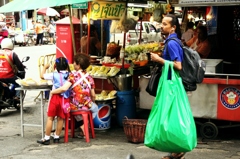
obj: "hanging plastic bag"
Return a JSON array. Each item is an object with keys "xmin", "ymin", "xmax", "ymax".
[{"xmin": 144, "ymin": 61, "xmax": 197, "ymax": 152}]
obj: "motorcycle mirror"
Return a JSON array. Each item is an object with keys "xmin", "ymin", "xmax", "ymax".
[{"xmin": 22, "ymin": 56, "xmax": 30, "ymax": 63}]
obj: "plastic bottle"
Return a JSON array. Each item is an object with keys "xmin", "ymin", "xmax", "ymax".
[{"xmin": 120, "ymin": 47, "xmax": 125, "ymax": 59}]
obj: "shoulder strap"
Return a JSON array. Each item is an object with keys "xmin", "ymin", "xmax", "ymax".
[
  {"xmin": 59, "ymin": 72, "xmax": 63, "ymax": 85},
  {"xmin": 79, "ymin": 71, "xmax": 91, "ymax": 89},
  {"xmin": 165, "ymin": 38, "xmax": 183, "ymax": 47},
  {"xmin": 3, "ymin": 51, "xmax": 14, "ymax": 69},
  {"xmin": 165, "ymin": 38, "xmax": 183, "ymax": 56},
  {"xmin": 71, "ymin": 71, "xmax": 90, "ymax": 89}
]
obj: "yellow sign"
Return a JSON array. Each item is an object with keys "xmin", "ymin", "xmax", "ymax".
[{"xmin": 91, "ymin": 2, "xmax": 126, "ymax": 19}]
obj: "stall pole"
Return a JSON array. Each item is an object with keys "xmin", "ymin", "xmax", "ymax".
[
  {"xmin": 101, "ymin": 19, "xmax": 104, "ymax": 57},
  {"xmin": 87, "ymin": 1, "xmax": 92, "ymax": 55},
  {"xmin": 122, "ymin": 31, "xmax": 126, "ymax": 68},
  {"xmin": 121, "ymin": 1, "xmax": 128, "ymax": 69},
  {"xmin": 68, "ymin": 5, "xmax": 76, "ymax": 55},
  {"xmin": 139, "ymin": 17, "xmax": 143, "ymax": 44},
  {"xmin": 80, "ymin": 9, "xmax": 83, "ymax": 53}
]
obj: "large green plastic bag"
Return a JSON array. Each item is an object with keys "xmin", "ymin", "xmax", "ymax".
[{"xmin": 144, "ymin": 61, "xmax": 197, "ymax": 152}]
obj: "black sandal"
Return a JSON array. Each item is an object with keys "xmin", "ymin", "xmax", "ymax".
[
  {"xmin": 53, "ymin": 138, "xmax": 60, "ymax": 143},
  {"xmin": 77, "ymin": 133, "xmax": 85, "ymax": 139},
  {"xmin": 37, "ymin": 138, "xmax": 50, "ymax": 145}
]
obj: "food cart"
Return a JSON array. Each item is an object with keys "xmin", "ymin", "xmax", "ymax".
[
  {"xmin": 139, "ymin": 58, "xmax": 240, "ymax": 139},
  {"xmin": 139, "ymin": 1, "xmax": 240, "ymax": 139}
]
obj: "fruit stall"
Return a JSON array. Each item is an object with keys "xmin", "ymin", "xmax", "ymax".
[
  {"xmin": 85, "ymin": 39, "xmax": 165, "ymax": 129},
  {"xmin": 91, "ymin": 41, "xmax": 164, "ymax": 91}
]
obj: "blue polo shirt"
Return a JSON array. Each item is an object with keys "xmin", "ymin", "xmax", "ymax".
[{"xmin": 162, "ymin": 33, "xmax": 183, "ymax": 62}]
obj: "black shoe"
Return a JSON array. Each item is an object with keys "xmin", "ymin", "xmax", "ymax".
[
  {"xmin": 126, "ymin": 154, "xmax": 135, "ymax": 159},
  {"xmin": 53, "ymin": 138, "xmax": 60, "ymax": 143},
  {"xmin": 37, "ymin": 138, "xmax": 50, "ymax": 145}
]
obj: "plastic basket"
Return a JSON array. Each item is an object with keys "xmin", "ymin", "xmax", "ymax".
[{"xmin": 122, "ymin": 116, "xmax": 147, "ymax": 143}]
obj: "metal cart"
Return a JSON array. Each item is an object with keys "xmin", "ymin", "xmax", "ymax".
[
  {"xmin": 139, "ymin": 59, "xmax": 240, "ymax": 139},
  {"xmin": 188, "ymin": 73, "xmax": 240, "ymax": 139}
]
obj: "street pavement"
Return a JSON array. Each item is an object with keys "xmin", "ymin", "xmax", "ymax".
[{"xmin": 1, "ymin": 45, "xmax": 240, "ymax": 159}]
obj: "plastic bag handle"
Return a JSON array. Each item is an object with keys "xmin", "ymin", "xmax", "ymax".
[
  {"xmin": 161, "ymin": 60, "xmax": 171, "ymax": 80},
  {"xmin": 161, "ymin": 61, "xmax": 178, "ymax": 82}
]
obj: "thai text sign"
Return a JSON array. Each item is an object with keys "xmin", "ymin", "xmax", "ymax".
[
  {"xmin": 91, "ymin": 2, "xmax": 126, "ymax": 19},
  {"xmin": 72, "ymin": 2, "xmax": 88, "ymax": 9}
]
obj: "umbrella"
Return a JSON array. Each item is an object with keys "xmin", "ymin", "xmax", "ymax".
[
  {"xmin": 0, "ymin": 0, "xmax": 91, "ymax": 13},
  {"xmin": 37, "ymin": 7, "xmax": 60, "ymax": 17},
  {"xmin": 60, "ymin": 8, "xmax": 69, "ymax": 16}
]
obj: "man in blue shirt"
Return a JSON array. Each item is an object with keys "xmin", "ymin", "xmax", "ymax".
[
  {"xmin": 151, "ymin": 14, "xmax": 183, "ymax": 70},
  {"xmin": 150, "ymin": 14, "xmax": 185, "ymax": 159}
]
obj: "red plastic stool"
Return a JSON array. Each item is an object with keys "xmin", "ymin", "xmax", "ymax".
[{"xmin": 70, "ymin": 110, "xmax": 95, "ymax": 143}]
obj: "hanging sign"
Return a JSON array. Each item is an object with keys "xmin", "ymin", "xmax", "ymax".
[
  {"xmin": 91, "ymin": 2, "xmax": 126, "ymax": 20},
  {"xmin": 72, "ymin": 2, "xmax": 88, "ymax": 9},
  {"xmin": 179, "ymin": 0, "xmax": 240, "ymax": 3}
]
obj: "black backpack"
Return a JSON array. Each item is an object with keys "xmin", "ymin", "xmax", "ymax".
[{"xmin": 166, "ymin": 38, "xmax": 206, "ymax": 91}]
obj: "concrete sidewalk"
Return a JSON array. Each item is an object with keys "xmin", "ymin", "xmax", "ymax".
[{"xmin": 1, "ymin": 92, "xmax": 240, "ymax": 159}]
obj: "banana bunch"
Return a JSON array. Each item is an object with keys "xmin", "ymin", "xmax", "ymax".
[
  {"xmin": 103, "ymin": 67, "xmax": 111, "ymax": 74},
  {"xmin": 100, "ymin": 90, "xmax": 108, "ymax": 96},
  {"xmin": 94, "ymin": 71, "xmax": 107, "ymax": 77},
  {"xmin": 93, "ymin": 66, "xmax": 111, "ymax": 77},
  {"xmin": 16, "ymin": 78, "xmax": 38, "ymax": 86},
  {"xmin": 99, "ymin": 66, "xmax": 106, "ymax": 72},
  {"xmin": 89, "ymin": 66, "xmax": 100, "ymax": 76},
  {"xmin": 86, "ymin": 65, "xmax": 92, "ymax": 72},
  {"xmin": 107, "ymin": 66, "xmax": 120, "ymax": 77},
  {"xmin": 108, "ymin": 90, "xmax": 117, "ymax": 97},
  {"xmin": 87, "ymin": 65, "xmax": 120, "ymax": 77},
  {"xmin": 96, "ymin": 90, "xmax": 117, "ymax": 101},
  {"xmin": 96, "ymin": 94, "xmax": 105, "ymax": 100}
]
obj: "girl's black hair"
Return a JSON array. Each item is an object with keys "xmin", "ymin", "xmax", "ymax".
[
  {"xmin": 55, "ymin": 57, "xmax": 71, "ymax": 79},
  {"xmin": 165, "ymin": 14, "xmax": 182, "ymax": 39}
]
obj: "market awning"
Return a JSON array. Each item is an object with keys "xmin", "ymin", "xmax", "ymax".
[{"xmin": 0, "ymin": 0, "xmax": 91, "ymax": 13}]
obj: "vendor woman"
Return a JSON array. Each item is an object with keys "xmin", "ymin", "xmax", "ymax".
[
  {"xmin": 80, "ymin": 25, "xmax": 101, "ymax": 56},
  {"xmin": 184, "ymin": 25, "xmax": 211, "ymax": 58}
]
